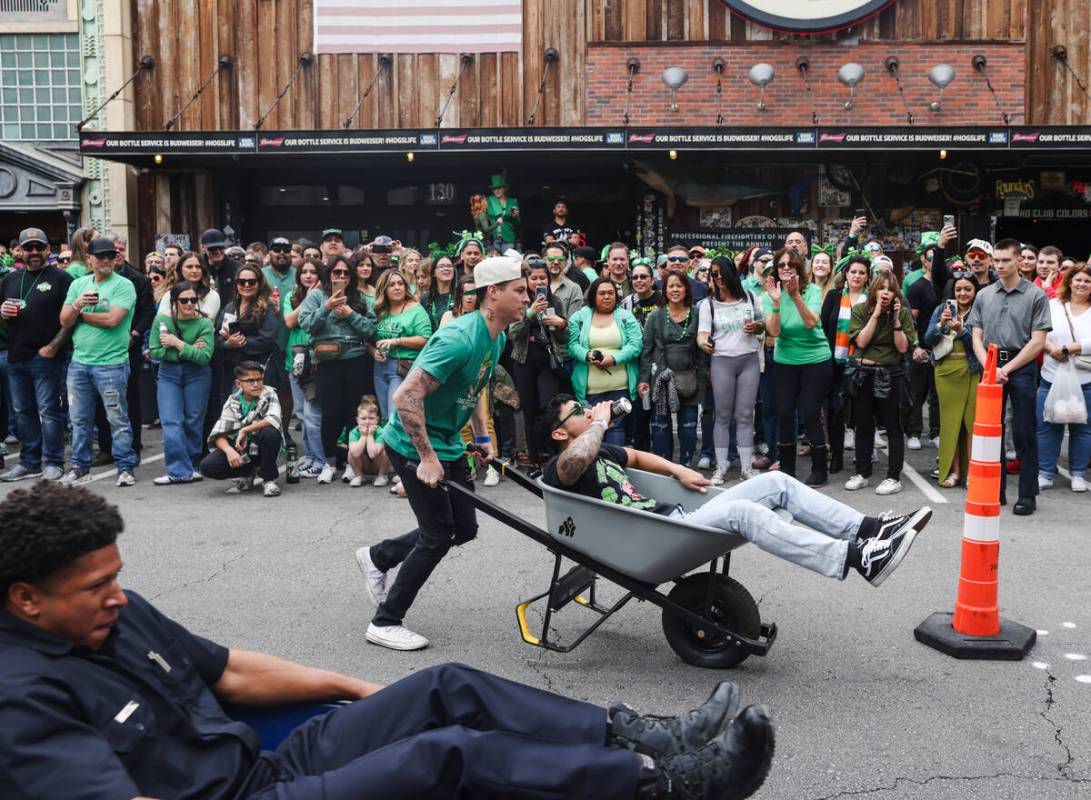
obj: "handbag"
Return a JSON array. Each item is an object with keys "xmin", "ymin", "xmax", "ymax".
[
  {"xmin": 931, "ymin": 330, "xmax": 956, "ymax": 361},
  {"xmin": 311, "ymin": 341, "xmax": 344, "ymax": 364},
  {"xmin": 395, "ymin": 358, "xmax": 414, "ymax": 378},
  {"xmin": 1062, "ymin": 304, "xmax": 1091, "ymax": 371}
]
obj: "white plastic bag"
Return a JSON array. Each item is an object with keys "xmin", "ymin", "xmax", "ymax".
[{"xmin": 1044, "ymin": 361, "xmax": 1088, "ymax": 425}]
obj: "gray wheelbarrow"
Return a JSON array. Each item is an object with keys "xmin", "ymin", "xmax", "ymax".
[{"xmin": 442, "ymin": 457, "xmax": 777, "ymax": 669}]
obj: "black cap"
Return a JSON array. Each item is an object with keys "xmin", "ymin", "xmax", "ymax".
[
  {"xmin": 752, "ymin": 246, "xmax": 773, "ymax": 261},
  {"xmin": 18, "ymin": 227, "xmax": 48, "ymax": 246},
  {"xmin": 573, "ymin": 246, "xmax": 597, "ymax": 261},
  {"xmin": 200, "ymin": 228, "xmax": 227, "ymax": 248},
  {"xmin": 321, "ymin": 228, "xmax": 343, "ymax": 241},
  {"xmin": 87, "ymin": 237, "xmax": 119, "ymax": 257}
]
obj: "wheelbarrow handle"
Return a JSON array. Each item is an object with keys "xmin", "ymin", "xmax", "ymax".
[{"xmin": 434, "ymin": 445, "xmax": 544, "ymax": 497}]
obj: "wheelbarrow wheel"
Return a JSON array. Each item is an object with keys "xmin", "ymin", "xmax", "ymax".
[{"xmin": 661, "ymin": 574, "xmax": 761, "ymax": 669}]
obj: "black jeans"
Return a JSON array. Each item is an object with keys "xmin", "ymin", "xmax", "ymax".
[
  {"xmin": 773, "ymin": 359, "xmax": 831, "ymax": 450},
  {"xmin": 826, "ymin": 363, "xmax": 847, "ymax": 460},
  {"xmin": 512, "ymin": 346, "xmax": 559, "ymax": 461},
  {"xmin": 1000, "ymin": 362, "xmax": 1039, "ymax": 502},
  {"xmin": 239, "ymin": 663, "xmax": 637, "ymax": 800},
  {"xmin": 370, "ymin": 449, "xmax": 478, "ymax": 627},
  {"xmin": 200, "ymin": 426, "xmax": 282, "ymax": 482},
  {"xmin": 853, "ymin": 371, "xmax": 905, "ymax": 480},
  {"xmin": 314, "ymin": 355, "xmax": 369, "ymax": 465},
  {"xmin": 903, "ymin": 358, "xmax": 940, "ymax": 439}
]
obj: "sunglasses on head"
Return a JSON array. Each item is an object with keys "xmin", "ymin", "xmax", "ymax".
[
  {"xmin": 57, "ymin": 257, "xmax": 70, "ymax": 264},
  {"xmin": 177, "ymin": 295, "xmax": 199, "ymax": 305},
  {"xmin": 235, "ymin": 278, "xmax": 258, "ymax": 287},
  {"xmin": 951, "ymin": 269, "xmax": 975, "ymax": 279},
  {"xmin": 23, "ymin": 243, "xmax": 47, "ymax": 252}
]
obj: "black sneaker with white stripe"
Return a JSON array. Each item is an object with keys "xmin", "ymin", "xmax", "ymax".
[{"xmin": 855, "ymin": 506, "xmax": 931, "ymax": 586}]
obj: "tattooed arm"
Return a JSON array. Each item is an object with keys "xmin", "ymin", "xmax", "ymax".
[
  {"xmin": 392, "ymin": 366, "xmax": 443, "ymax": 485},
  {"xmin": 554, "ymin": 401, "xmax": 612, "ymax": 487}
]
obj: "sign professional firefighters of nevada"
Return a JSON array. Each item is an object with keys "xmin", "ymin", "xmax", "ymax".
[{"xmin": 718, "ymin": 1, "xmax": 897, "ymax": 33}]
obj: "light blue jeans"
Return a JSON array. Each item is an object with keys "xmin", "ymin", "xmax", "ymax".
[
  {"xmin": 289, "ymin": 372, "xmax": 324, "ymax": 468},
  {"xmin": 685, "ymin": 471, "xmax": 863, "ymax": 578},
  {"xmin": 157, "ymin": 361, "xmax": 211, "ymax": 479},
  {"xmin": 373, "ymin": 357, "xmax": 405, "ymax": 421},
  {"xmin": 1037, "ymin": 379, "xmax": 1091, "ymax": 479},
  {"xmin": 67, "ymin": 361, "xmax": 135, "ymax": 472}
]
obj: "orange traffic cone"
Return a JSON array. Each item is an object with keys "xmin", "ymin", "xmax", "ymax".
[{"xmin": 915, "ymin": 344, "xmax": 1036, "ymax": 660}]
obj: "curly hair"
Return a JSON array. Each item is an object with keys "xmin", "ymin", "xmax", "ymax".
[{"xmin": 0, "ymin": 483, "xmax": 123, "ymax": 596}]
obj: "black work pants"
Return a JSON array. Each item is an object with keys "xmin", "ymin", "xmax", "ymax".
[
  {"xmin": 826, "ymin": 363, "xmax": 847, "ymax": 460},
  {"xmin": 774, "ymin": 359, "xmax": 831, "ymax": 449},
  {"xmin": 853, "ymin": 372, "xmax": 905, "ymax": 480},
  {"xmin": 1000, "ymin": 362, "xmax": 1039, "ymax": 502},
  {"xmin": 903, "ymin": 358, "xmax": 940, "ymax": 439},
  {"xmin": 199, "ymin": 426, "xmax": 282, "ymax": 482},
  {"xmin": 512, "ymin": 346, "xmax": 559, "ymax": 461},
  {"xmin": 240, "ymin": 662, "xmax": 637, "ymax": 800},
  {"xmin": 96, "ymin": 347, "xmax": 143, "ymax": 455},
  {"xmin": 314, "ymin": 355, "xmax": 369, "ymax": 465},
  {"xmin": 370, "ymin": 449, "xmax": 478, "ymax": 627}
]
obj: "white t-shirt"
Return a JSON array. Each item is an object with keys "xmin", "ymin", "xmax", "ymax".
[
  {"xmin": 158, "ymin": 288, "xmax": 221, "ymax": 320},
  {"xmin": 1043, "ymin": 299, "xmax": 1091, "ymax": 385},
  {"xmin": 697, "ymin": 294, "xmax": 763, "ymax": 357}
]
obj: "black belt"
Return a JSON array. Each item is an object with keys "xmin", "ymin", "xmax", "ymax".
[{"xmin": 996, "ymin": 348, "xmax": 1016, "ymax": 363}]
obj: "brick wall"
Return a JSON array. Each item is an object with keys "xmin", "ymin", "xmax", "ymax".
[{"xmin": 587, "ymin": 42, "xmax": 1025, "ymax": 127}]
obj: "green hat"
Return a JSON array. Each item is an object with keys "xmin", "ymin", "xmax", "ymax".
[
  {"xmin": 916, "ymin": 231, "xmax": 940, "ymax": 256},
  {"xmin": 489, "ymin": 174, "xmax": 507, "ymax": 190}
]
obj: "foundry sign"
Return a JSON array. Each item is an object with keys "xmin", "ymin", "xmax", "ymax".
[{"xmin": 717, "ymin": 1, "xmax": 897, "ymax": 33}]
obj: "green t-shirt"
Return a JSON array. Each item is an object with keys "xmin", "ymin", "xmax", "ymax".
[
  {"xmin": 383, "ymin": 310, "xmax": 505, "ymax": 462},
  {"xmin": 848, "ymin": 303, "xmax": 918, "ymax": 365},
  {"xmin": 376, "ymin": 303, "xmax": 433, "ymax": 361},
  {"xmin": 742, "ymin": 275, "xmax": 763, "ymax": 296},
  {"xmin": 762, "ymin": 282, "xmax": 831, "ymax": 365},
  {"xmin": 263, "ymin": 265, "xmax": 297, "ymax": 350},
  {"xmin": 283, "ymin": 292, "xmax": 312, "ymax": 370},
  {"xmin": 902, "ymin": 268, "xmax": 925, "ymax": 291},
  {"xmin": 148, "ymin": 313, "xmax": 215, "ymax": 365},
  {"xmin": 343, "ymin": 423, "xmax": 385, "ymax": 446},
  {"xmin": 66, "ymin": 261, "xmax": 89, "ymax": 280},
  {"xmin": 64, "ymin": 271, "xmax": 137, "ymax": 366}
]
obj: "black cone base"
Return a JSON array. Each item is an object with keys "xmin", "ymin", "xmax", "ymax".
[{"xmin": 914, "ymin": 612, "xmax": 1036, "ymax": 661}]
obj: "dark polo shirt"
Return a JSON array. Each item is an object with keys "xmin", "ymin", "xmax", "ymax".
[{"xmin": 0, "ymin": 591, "xmax": 258, "ymax": 800}]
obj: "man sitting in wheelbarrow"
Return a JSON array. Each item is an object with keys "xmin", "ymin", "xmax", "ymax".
[
  {"xmin": 0, "ymin": 482, "xmax": 774, "ymax": 800},
  {"xmin": 541, "ymin": 396, "xmax": 931, "ymax": 587}
]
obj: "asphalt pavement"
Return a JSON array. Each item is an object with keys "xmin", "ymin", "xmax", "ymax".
[{"xmin": 2, "ymin": 428, "xmax": 1088, "ymax": 799}]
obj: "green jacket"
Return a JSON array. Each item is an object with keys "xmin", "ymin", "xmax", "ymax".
[{"xmin": 566, "ymin": 305, "xmax": 642, "ymax": 402}]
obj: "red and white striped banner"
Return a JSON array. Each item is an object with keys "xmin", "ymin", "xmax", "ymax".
[{"xmin": 314, "ymin": 0, "xmax": 523, "ymax": 54}]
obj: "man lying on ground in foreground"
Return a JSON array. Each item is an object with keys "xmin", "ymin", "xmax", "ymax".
[
  {"xmin": 0, "ymin": 482, "xmax": 774, "ymax": 800},
  {"xmin": 540, "ymin": 396, "xmax": 932, "ymax": 587}
]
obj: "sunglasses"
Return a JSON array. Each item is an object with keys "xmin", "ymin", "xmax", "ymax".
[
  {"xmin": 94, "ymin": 252, "xmax": 118, "ymax": 261},
  {"xmin": 57, "ymin": 257, "xmax": 70, "ymax": 264},
  {"xmin": 951, "ymin": 270, "xmax": 975, "ymax": 279},
  {"xmin": 546, "ymin": 256, "xmax": 565, "ymax": 263},
  {"xmin": 235, "ymin": 278, "xmax": 258, "ymax": 287},
  {"xmin": 270, "ymin": 246, "xmax": 291, "ymax": 254},
  {"xmin": 149, "ymin": 273, "xmax": 164, "ymax": 282},
  {"xmin": 709, "ymin": 271, "xmax": 722, "ymax": 280},
  {"xmin": 777, "ymin": 262, "xmax": 794, "ymax": 268},
  {"xmin": 237, "ymin": 377, "xmax": 263, "ymax": 385},
  {"xmin": 23, "ymin": 243, "xmax": 47, "ymax": 252},
  {"xmin": 330, "ymin": 269, "xmax": 351, "ymax": 277},
  {"xmin": 667, "ymin": 256, "xmax": 689, "ymax": 263},
  {"xmin": 177, "ymin": 296, "xmax": 199, "ymax": 305},
  {"xmin": 631, "ymin": 274, "xmax": 651, "ymax": 281},
  {"xmin": 557, "ymin": 402, "xmax": 586, "ymax": 427},
  {"xmin": 371, "ymin": 246, "xmax": 391, "ymax": 254}
]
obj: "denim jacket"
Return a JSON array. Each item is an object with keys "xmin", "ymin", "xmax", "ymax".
[{"xmin": 924, "ymin": 305, "xmax": 981, "ymax": 373}]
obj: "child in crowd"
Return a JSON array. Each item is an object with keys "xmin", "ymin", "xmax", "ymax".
[{"xmin": 346, "ymin": 395, "xmax": 391, "ymax": 488}]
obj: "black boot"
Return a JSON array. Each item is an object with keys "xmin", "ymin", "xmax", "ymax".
[
  {"xmin": 776, "ymin": 442, "xmax": 797, "ymax": 478},
  {"xmin": 637, "ymin": 705, "xmax": 776, "ymax": 800},
  {"xmin": 610, "ymin": 681, "xmax": 740, "ymax": 758},
  {"xmin": 805, "ymin": 445, "xmax": 829, "ymax": 487},
  {"xmin": 829, "ymin": 450, "xmax": 844, "ymax": 474}
]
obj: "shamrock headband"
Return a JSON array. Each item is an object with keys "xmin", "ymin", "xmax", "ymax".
[
  {"xmin": 916, "ymin": 231, "xmax": 940, "ymax": 256},
  {"xmin": 454, "ymin": 230, "xmax": 484, "ymax": 256}
]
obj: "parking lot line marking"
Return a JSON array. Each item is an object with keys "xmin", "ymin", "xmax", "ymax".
[
  {"xmin": 901, "ymin": 460, "xmax": 947, "ymax": 504},
  {"xmin": 86, "ymin": 453, "xmax": 165, "ymax": 483}
]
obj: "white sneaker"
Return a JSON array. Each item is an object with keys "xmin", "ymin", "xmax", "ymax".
[
  {"xmin": 929, "ymin": 436, "xmax": 940, "ymax": 448},
  {"xmin": 845, "ymin": 474, "xmax": 869, "ymax": 491},
  {"xmin": 1038, "ymin": 474, "xmax": 1054, "ymax": 490},
  {"xmin": 342, "ymin": 464, "xmax": 357, "ymax": 484},
  {"xmin": 317, "ymin": 463, "xmax": 336, "ymax": 484},
  {"xmin": 739, "ymin": 468, "xmax": 756, "ymax": 481},
  {"xmin": 1005, "ymin": 448, "xmax": 1017, "ymax": 461},
  {"xmin": 710, "ymin": 467, "xmax": 726, "ymax": 485},
  {"xmin": 874, "ymin": 432, "xmax": 887, "ymax": 448},
  {"xmin": 697, "ymin": 456, "xmax": 712, "ymax": 470},
  {"xmin": 116, "ymin": 470, "xmax": 135, "ymax": 487},
  {"xmin": 483, "ymin": 465, "xmax": 501, "ymax": 486},
  {"xmin": 906, "ymin": 436, "xmax": 922, "ymax": 451},
  {"xmin": 263, "ymin": 481, "xmax": 281, "ymax": 497},
  {"xmin": 349, "ymin": 474, "xmax": 364, "ymax": 488},
  {"xmin": 355, "ymin": 546, "xmax": 388, "ymax": 606},
  {"xmin": 366, "ymin": 622, "xmax": 429, "ymax": 651},
  {"xmin": 1071, "ymin": 476, "xmax": 1088, "ymax": 493},
  {"xmin": 843, "ymin": 429, "xmax": 856, "ymax": 450},
  {"xmin": 373, "ymin": 473, "xmax": 389, "ymax": 488},
  {"xmin": 875, "ymin": 478, "xmax": 902, "ymax": 495}
]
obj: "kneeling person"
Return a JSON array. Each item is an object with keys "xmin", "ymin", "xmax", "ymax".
[
  {"xmin": 200, "ymin": 361, "xmax": 283, "ymax": 497},
  {"xmin": 540, "ymin": 395, "xmax": 930, "ymax": 586},
  {"xmin": 0, "ymin": 483, "xmax": 775, "ymax": 800}
]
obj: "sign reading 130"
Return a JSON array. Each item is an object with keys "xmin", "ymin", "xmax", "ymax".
[{"xmin": 717, "ymin": 0, "xmax": 897, "ymax": 33}]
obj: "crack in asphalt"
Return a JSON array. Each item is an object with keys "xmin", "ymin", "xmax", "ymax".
[
  {"xmin": 806, "ymin": 771, "xmax": 1089, "ymax": 800},
  {"xmin": 149, "ymin": 550, "xmax": 249, "ymax": 601},
  {"xmin": 304, "ymin": 503, "xmax": 372, "ymax": 552},
  {"xmin": 1040, "ymin": 670, "xmax": 1077, "ymax": 780}
]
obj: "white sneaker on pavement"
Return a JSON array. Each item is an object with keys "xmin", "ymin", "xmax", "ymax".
[
  {"xmin": 739, "ymin": 468, "xmax": 756, "ymax": 481},
  {"xmin": 696, "ymin": 456, "xmax": 711, "ymax": 470},
  {"xmin": 349, "ymin": 474, "xmax": 364, "ymax": 488},
  {"xmin": 843, "ymin": 429, "xmax": 855, "ymax": 450},
  {"xmin": 263, "ymin": 481, "xmax": 281, "ymax": 497},
  {"xmin": 845, "ymin": 474, "xmax": 869, "ymax": 491},
  {"xmin": 355, "ymin": 546, "xmax": 388, "ymax": 606},
  {"xmin": 875, "ymin": 478, "xmax": 902, "ymax": 495},
  {"xmin": 116, "ymin": 470, "xmax": 135, "ymax": 487},
  {"xmin": 906, "ymin": 436, "xmax": 922, "ymax": 451},
  {"xmin": 373, "ymin": 473, "xmax": 390, "ymax": 488},
  {"xmin": 366, "ymin": 622, "xmax": 429, "ymax": 651},
  {"xmin": 484, "ymin": 465, "xmax": 501, "ymax": 486},
  {"xmin": 1038, "ymin": 474, "xmax": 1054, "ymax": 490},
  {"xmin": 1071, "ymin": 475, "xmax": 1088, "ymax": 493},
  {"xmin": 342, "ymin": 464, "xmax": 357, "ymax": 484},
  {"xmin": 710, "ymin": 467, "xmax": 726, "ymax": 485},
  {"xmin": 317, "ymin": 463, "xmax": 336, "ymax": 484},
  {"xmin": 929, "ymin": 436, "xmax": 940, "ymax": 448},
  {"xmin": 874, "ymin": 432, "xmax": 887, "ymax": 448}
]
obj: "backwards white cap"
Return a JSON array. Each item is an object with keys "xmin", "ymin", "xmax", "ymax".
[{"xmin": 473, "ymin": 256, "xmax": 523, "ymax": 288}]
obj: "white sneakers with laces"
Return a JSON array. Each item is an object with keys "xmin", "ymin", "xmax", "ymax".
[
  {"xmin": 710, "ymin": 467, "xmax": 726, "ymax": 486},
  {"xmin": 1038, "ymin": 474, "xmax": 1054, "ymax": 490},
  {"xmin": 875, "ymin": 478, "xmax": 902, "ymax": 496},
  {"xmin": 355, "ymin": 546, "xmax": 388, "ymax": 606},
  {"xmin": 366, "ymin": 623, "xmax": 429, "ymax": 651},
  {"xmin": 316, "ymin": 463, "xmax": 336, "ymax": 484},
  {"xmin": 844, "ymin": 474, "xmax": 869, "ymax": 491},
  {"xmin": 906, "ymin": 436, "xmax": 922, "ymax": 451},
  {"xmin": 483, "ymin": 465, "xmax": 501, "ymax": 486},
  {"xmin": 1072, "ymin": 475, "xmax": 1088, "ymax": 493}
]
